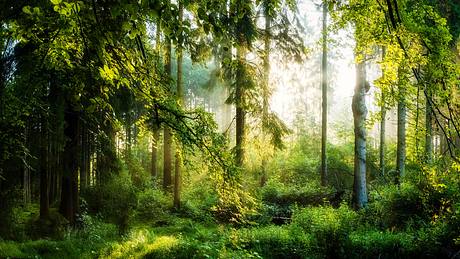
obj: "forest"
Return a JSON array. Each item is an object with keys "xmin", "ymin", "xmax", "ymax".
[{"xmin": 1, "ymin": 0, "xmax": 460, "ymax": 258}]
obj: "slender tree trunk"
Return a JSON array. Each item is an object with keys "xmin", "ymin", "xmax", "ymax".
[
  {"xmin": 151, "ymin": 19, "xmax": 161, "ymax": 183},
  {"xmin": 379, "ymin": 95, "xmax": 386, "ymax": 176},
  {"xmin": 260, "ymin": 2, "xmax": 272, "ymax": 187},
  {"xmin": 235, "ymin": 45, "xmax": 246, "ymax": 167},
  {"xmin": 425, "ymin": 92, "xmax": 433, "ymax": 163},
  {"xmin": 379, "ymin": 47, "xmax": 386, "ymax": 176},
  {"xmin": 80, "ymin": 122, "xmax": 87, "ymax": 190},
  {"xmin": 174, "ymin": 152, "xmax": 181, "ymax": 209},
  {"xmin": 163, "ymin": 34, "xmax": 172, "ymax": 192},
  {"xmin": 320, "ymin": 1, "xmax": 328, "ymax": 186},
  {"xmin": 396, "ymin": 80, "xmax": 406, "ymax": 183},
  {"xmin": 23, "ymin": 123, "xmax": 31, "ymax": 205},
  {"xmin": 174, "ymin": 2, "xmax": 184, "ymax": 209},
  {"xmin": 352, "ymin": 60, "xmax": 368, "ymax": 210},
  {"xmin": 40, "ymin": 120, "xmax": 49, "ymax": 220},
  {"xmin": 151, "ymin": 128, "xmax": 159, "ymax": 180}
]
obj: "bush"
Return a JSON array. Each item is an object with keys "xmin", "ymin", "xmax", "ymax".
[
  {"xmin": 82, "ymin": 171, "xmax": 137, "ymax": 234},
  {"xmin": 136, "ymin": 188, "xmax": 170, "ymax": 222},
  {"xmin": 230, "ymin": 225, "xmax": 315, "ymax": 259},
  {"xmin": 291, "ymin": 204, "xmax": 358, "ymax": 257},
  {"xmin": 344, "ymin": 229, "xmax": 415, "ymax": 258},
  {"xmin": 366, "ymin": 182, "xmax": 426, "ymax": 229}
]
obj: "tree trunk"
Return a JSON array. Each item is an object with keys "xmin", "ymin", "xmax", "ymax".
[
  {"xmin": 260, "ymin": 2, "xmax": 272, "ymax": 186},
  {"xmin": 396, "ymin": 82, "xmax": 406, "ymax": 183},
  {"xmin": 379, "ymin": 47, "xmax": 386, "ymax": 176},
  {"xmin": 235, "ymin": 45, "xmax": 246, "ymax": 167},
  {"xmin": 379, "ymin": 95, "xmax": 386, "ymax": 176},
  {"xmin": 79, "ymin": 121, "xmax": 87, "ymax": 190},
  {"xmin": 320, "ymin": 1, "xmax": 328, "ymax": 186},
  {"xmin": 151, "ymin": 127, "xmax": 159, "ymax": 180},
  {"xmin": 352, "ymin": 61, "xmax": 368, "ymax": 210},
  {"xmin": 39, "ymin": 119, "xmax": 49, "ymax": 220},
  {"xmin": 174, "ymin": 151, "xmax": 181, "ymax": 209},
  {"xmin": 174, "ymin": 1, "xmax": 184, "ymax": 209},
  {"xmin": 23, "ymin": 123, "xmax": 31, "ymax": 205},
  {"xmin": 425, "ymin": 92, "xmax": 433, "ymax": 163},
  {"xmin": 163, "ymin": 35, "xmax": 172, "ymax": 192},
  {"xmin": 59, "ymin": 105, "xmax": 79, "ymax": 225}
]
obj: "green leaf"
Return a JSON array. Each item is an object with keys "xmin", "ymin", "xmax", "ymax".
[
  {"xmin": 50, "ymin": 0, "xmax": 62, "ymax": 5},
  {"xmin": 22, "ymin": 6, "xmax": 32, "ymax": 15}
]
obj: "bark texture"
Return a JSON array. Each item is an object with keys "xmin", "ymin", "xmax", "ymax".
[{"xmin": 352, "ymin": 61, "xmax": 368, "ymax": 210}]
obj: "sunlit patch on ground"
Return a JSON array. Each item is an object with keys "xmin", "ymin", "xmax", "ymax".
[{"xmin": 100, "ymin": 228, "xmax": 179, "ymax": 258}]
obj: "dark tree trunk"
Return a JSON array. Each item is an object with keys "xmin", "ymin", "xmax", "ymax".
[
  {"xmin": 235, "ymin": 45, "xmax": 246, "ymax": 167},
  {"xmin": 79, "ymin": 120, "xmax": 87, "ymax": 190},
  {"xmin": 174, "ymin": 1, "xmax": 183, "ymax": 209},
  {"xmin": 163, "ymin": 35, "xmax": 172, "ymax": 192},
  {"xmin": 379, "ymin": 97, "xmax": 386, "ymax": 176},
  {"xmin": 39, "ymin": 120, "xmax": 49, "ymax": 220},
  {"xmin": 379, "ymin": 47, "xmax": 386, "ymax": 176},
  {"xmin": 59, "ymin": 105, "xmax": 79, "ymax": 225},
  {"xmin": 425, "ymin": 92, "xmax": 433, "ymax": 163},
  {"xmin": 151, "ymin": 127, "xmax": 159, "ymax": 180}
]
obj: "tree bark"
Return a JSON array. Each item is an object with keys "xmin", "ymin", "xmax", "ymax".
[
  {"xmin": 174, "ymin": 151, "xmax": 181, "ymax": 209},
  {"xmin": 396, "ymin": 81, "xmax": 406, "ymax": 182},
  {"xmin": 379, "ymin": 47, "xmax": 386, "ymax": 176},
  {"xmin": 352, "ymin": 61, "xmax": 368, "ymax": 210},
  {"xmin": 39, "ymin": 120, "xmax": 49, "ymax": 220},
  {"xmin": 235, "ymin": 45, "xmax": 246, "ymax": 167},
  {"xmin": 151, "ymin": 128, "xmax": 159, "ymax": 180},
  {"xmin": 59, "ymin": 105, "xmax": 79, "ymax": 225},
  {"xmin": 379, "ymin": 95, "xmax": 386, "ymax": 176},
  {"xmin": 163, "ymin": 34, "xmax": 172, "ymax": 192},
  {"xmin": 260, "ymin": 1, "xmax": 272, "ymax": 186},
  {"xmin": 320, "ymin": 1, "xmax": 328, "ymax": 186},
  {"xmin": 174, "ymin": 1, "xmax": 184, "ymax": 209},
  {"xmin": 425, "ymin": 92, "xmax": 433, "ymax": 163}
]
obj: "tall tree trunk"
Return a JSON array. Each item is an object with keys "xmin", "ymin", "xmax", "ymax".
[
  {"xmin": 39, "ymin": 120, "xmax": 49, "ymax": 220},
  {"xmin": 59, "ymin": 105, "xmax": 79, "ymax": 225},
  {"xmin": 151, "ymin": 128, "xmax": 159, "ymax": 180},
  {"xmin": 352, "ymin": 60, "xmax": 368, "ymax": 210},
  {"xmin": 151, "ymin": 19, "xmax": 161, "ymax": 183},
  {"xmin": 379, "ymin": 94, "xmax": 386, "ymax": 176},
  {"xmin": 235, "ymin": 45, "xmax": 246, "ymax": 167},
  {"xmin": 23, "ymin": 123, "xmax": 31, "ymax": 205},
  {"xmin": 260, "ymin": 2, "xmax": 271, "ymax": 187},
  {"xmin": 79, "ymin": 121, "xmax": 87, "ymax": 191},
  {"xmin": 379, "ymin": 47, "xmax": 386, "ymax": 176},
  {"xmin": 174, "ymin": 2, "xmax": 184, "ymax": 209},
  {"xmin": 320, "ymin": 1, "xmax": 328, "ymax": 186},
  {"xmin": 425, "ymin": 92, "xmax": 433, "ymax": 163},
  {"xmin": 163, "ymin": 34, "xmax": 172, "ymax": 192},
  {"xmin": 396, "ymin": 80, "xmax": 406, "ymax": 183}
]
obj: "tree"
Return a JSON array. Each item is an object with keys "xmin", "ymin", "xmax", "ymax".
[
  {"xmin": 396, "ymin": 72, "xmax": 407, "ymax": 182},
  {"xmin": 321, "ymin": 0, "xmax": 328, "ymax": 186},
  {"xmin": 174, "ymin": 1, "xmax": 184, "ymax": 209},
  {"xmin": 352, "ymin": 59, "xmax": 368, "ymax": 210},
  {"xmin": 163, "ymin": 20, "xmax": 173, "ymax": 192}
]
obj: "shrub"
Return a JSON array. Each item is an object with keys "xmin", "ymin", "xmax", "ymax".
[
  {"xmin": 136, "ymin": 188, "xmax": 170, "ymax": 222},
  {"xmin": 344, "ymin": 229, "xmax": 415, "ymax": 258},
  {"xmin": 82, "ymin": 171, "xmax": 137, "ymax": 235},
  {"xmin": 366, "ymin": 182, "xmax": 426, "ymax": 229},
  {"xmin": 291, "ymin": 204, "xmax": 358, "ymax": 257},
  {"xmin": 230, "ymin": 225, "xmax": 315, "ymax": 259}
]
